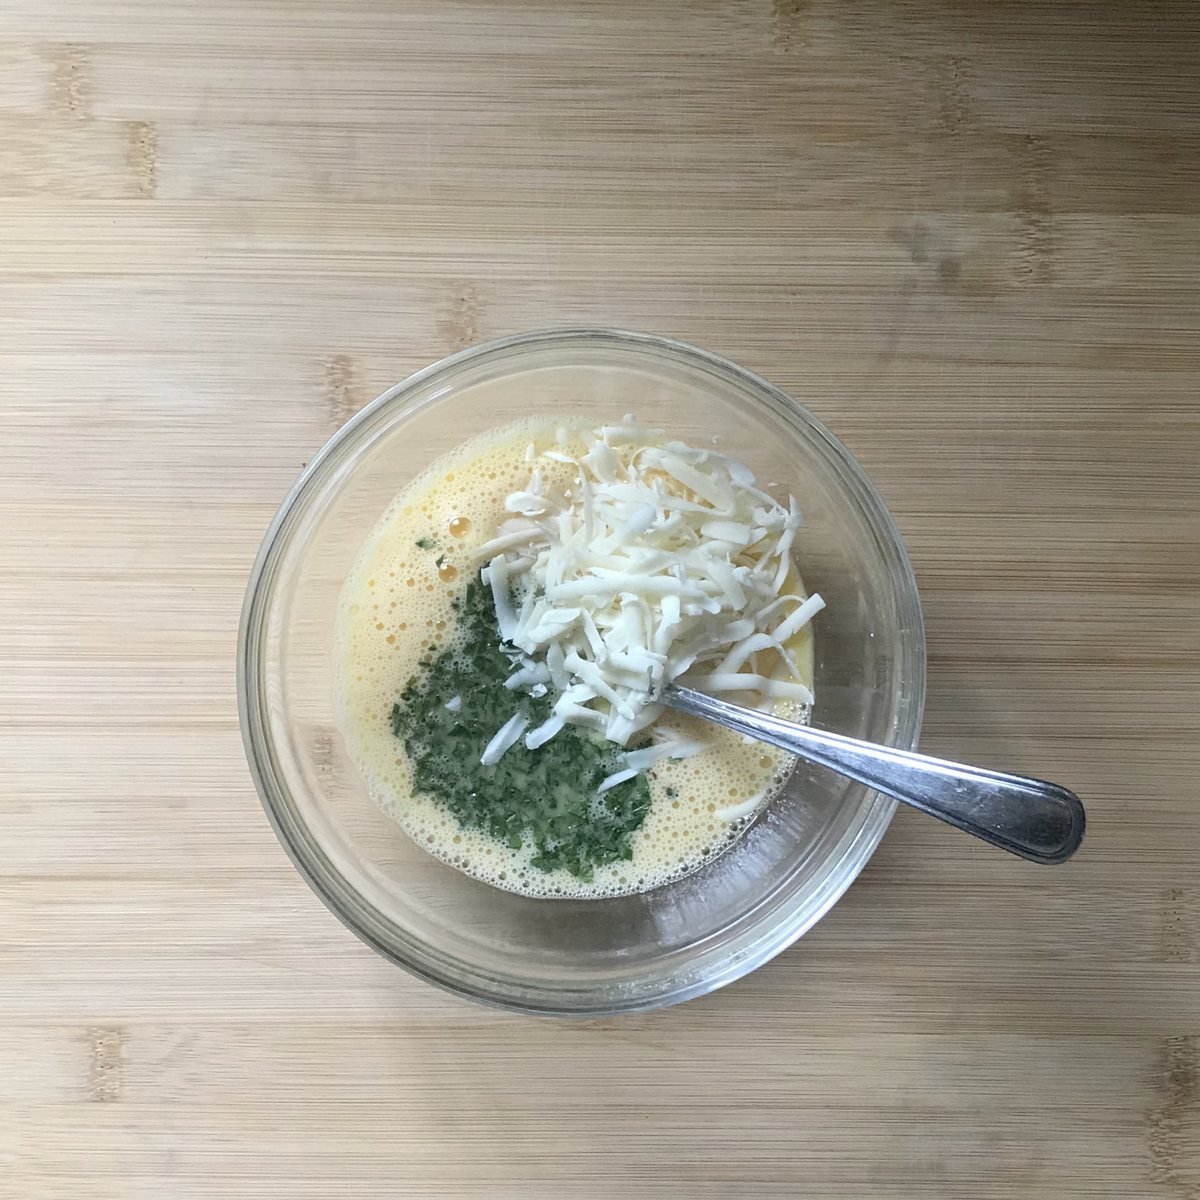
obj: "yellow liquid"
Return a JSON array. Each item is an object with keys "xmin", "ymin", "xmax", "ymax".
[{"xmin": 334, "ymin": 419, "xmax": 814, "ymax": 899}]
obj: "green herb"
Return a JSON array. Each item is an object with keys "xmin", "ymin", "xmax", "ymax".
[
  {"xmin": 415, "ymin": 536, "xmax": 438, "ymax": 550},
  {"xmin": 434, "ymin": 554, "xmax": 446, "ymax": 569},
  {"xmin": 389, "ymin": 573, "xmax": 650, "ymax": 881}
]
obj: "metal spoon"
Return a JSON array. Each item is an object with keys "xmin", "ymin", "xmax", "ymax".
[{"xmin": 663, "ymin": 685, "xmax": 1085, "ymax": 865}]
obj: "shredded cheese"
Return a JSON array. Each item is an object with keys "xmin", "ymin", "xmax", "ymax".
[
  {"xmin": 479, "ymin": 712, "xmax": 529, "ymax": 766},
  {"xmin": 477, "ymin": 417, "xmax": 822, "ymax": 751}
]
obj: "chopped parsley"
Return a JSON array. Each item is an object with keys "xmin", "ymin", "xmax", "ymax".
[
  {"xmin": 415, "ymin": 536, "xmax": 438, "ymax": 550},
  {"xmin": 389, "ymin": 574, "xmax": 650, "ymax": 881}
]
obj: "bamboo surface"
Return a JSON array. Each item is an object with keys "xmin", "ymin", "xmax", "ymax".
[{"xmin": 1, "ymin": 2, "xmax": 1198, "ymax": 1197}]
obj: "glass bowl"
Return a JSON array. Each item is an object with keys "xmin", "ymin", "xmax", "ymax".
[{"xmin": 238, "ymin": 329, "xmax": 925, "ymax": 1014}]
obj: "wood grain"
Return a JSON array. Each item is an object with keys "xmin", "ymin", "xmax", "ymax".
[{"xmin": 1, "ymin": 1, "xmax": 1199, "ymax": 1196}]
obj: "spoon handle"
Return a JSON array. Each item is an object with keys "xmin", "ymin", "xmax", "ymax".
[{"xmin": 664, "ymin": 686, "xmax": 1085, "ymax": 865}]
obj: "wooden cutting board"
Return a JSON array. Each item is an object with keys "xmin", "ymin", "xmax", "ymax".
[{"xmin": 1, "ymin": 1, "xmax": 1198, "ymax": 1196}]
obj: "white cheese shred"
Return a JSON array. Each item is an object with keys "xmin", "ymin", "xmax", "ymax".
[
  {"xmin": 524, "ymin": 713, "xmax": 565, "ymax": 751},
  {"xmin": 479, "ymin": 712, "xmax": 530, "ymax": 766},
  {"xmin": 596, "ymin": 767, "xmax": 640, "ymax": 794}
]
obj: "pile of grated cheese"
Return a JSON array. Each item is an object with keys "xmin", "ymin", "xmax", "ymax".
[{"xmin": 475, "ymin": 416, "xmax": 825, "ymax": 772}]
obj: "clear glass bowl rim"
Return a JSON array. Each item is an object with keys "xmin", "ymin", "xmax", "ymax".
[{"xmin": 237, "ymin": 327, "xmax": 926, "ymax": 1015}]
